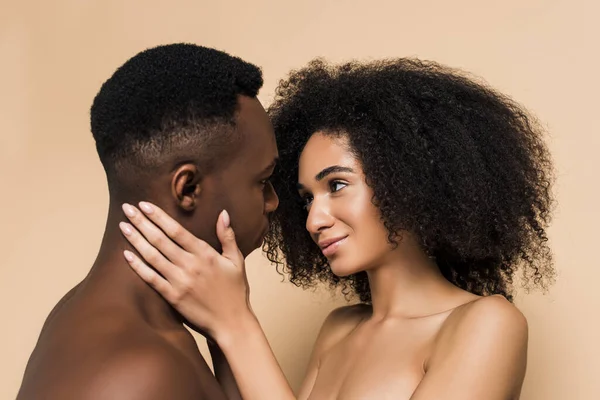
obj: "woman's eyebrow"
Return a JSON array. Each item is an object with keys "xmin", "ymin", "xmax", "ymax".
[
  {"xmin": 314, "ymin": 165, "xmax": 354, "ymax": 181},
  {"xmin": 297, "ymin": 165, "xmax": 355, "ymax": 191}
]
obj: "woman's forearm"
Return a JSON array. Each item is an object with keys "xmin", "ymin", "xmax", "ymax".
[
  {"xmin": 216, "ymin": 313, "xmax": 296, "ymax": 400},
  {"xmin": 209, "ymin": 342, "xmax": 243, "ymax": 400}
]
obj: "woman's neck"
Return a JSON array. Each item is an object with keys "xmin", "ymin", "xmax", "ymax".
[{"xmin": 366, "ymin": 236, "xmax": 477, "ymax": 320}]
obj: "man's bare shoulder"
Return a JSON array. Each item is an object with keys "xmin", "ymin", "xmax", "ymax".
[
  {"xmin": 18, "ymin": 305, "xmax": 222, "ymax": 400},
  {"xmin": 19, "ymin": 331, "xmax": 220, "ymax": 400},
  {"xmin": 79, "ymin": 338, "xmax": 213, "ymax": 400}
]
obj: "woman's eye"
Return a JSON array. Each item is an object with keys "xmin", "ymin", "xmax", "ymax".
[{"xmin": 330, "ymin": 181, "xmax": 347, "ymax": 193}]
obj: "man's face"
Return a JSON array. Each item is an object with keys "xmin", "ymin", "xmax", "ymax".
[{"xmin": 194, "ymin": 96, "xmax": 279, "ymax": 257}]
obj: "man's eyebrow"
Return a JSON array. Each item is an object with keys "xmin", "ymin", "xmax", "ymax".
[{"xmin": 260, "ymin": 157, "xmax": 279, "ymax": 174}]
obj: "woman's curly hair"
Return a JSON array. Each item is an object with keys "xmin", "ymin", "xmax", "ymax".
[{"xmin": 262, "ymin": 58, "xmax": 554, "ymax": 303}]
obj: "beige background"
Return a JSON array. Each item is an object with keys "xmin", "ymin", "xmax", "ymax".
[{"xmin": 1, "ymin": 0, "xmax": 598, "ymax": 398}]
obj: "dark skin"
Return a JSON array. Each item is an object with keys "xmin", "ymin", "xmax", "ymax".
[{"xmin": 17, "ymin": 95, "xmax": 279, "ymax": 400}]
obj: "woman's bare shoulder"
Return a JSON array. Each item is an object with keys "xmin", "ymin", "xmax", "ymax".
[
  {"xmin": 323, "ymin": 303, "xmax": 373, "ymax": 330},
  {"xmin": 431, "ymin": 294, "xmax": 528, "ymax": 367},
  {"xmin": 444, "ymin": 294, "xmax": 527, "ymax": 333},
  {"xmin": 415, "ymin": 295, "xmax": 529, "ymax": 398},
  {"xmin": 313, "ymin": 303, "xmax": 372, "ymax": 354}
]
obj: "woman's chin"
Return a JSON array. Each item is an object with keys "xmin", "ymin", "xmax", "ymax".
[{"xmin": 329, "ymin": 261, "xmax": 360, "ymax": 277}]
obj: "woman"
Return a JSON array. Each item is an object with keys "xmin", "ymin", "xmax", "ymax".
[{"xmin": 119, "ymin": 58, "xmax": 554, "ymax": 399}]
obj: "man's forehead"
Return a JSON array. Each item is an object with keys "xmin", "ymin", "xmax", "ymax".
[
  {"xmin": 219, "ymin": 133, "xmax": 277, "ymax": 176},
  {"xmin": 260, "ymin": 156, "xmax": 279, "ymax": 172}
]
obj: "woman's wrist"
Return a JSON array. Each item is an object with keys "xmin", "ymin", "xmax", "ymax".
[{"xmin": 215, "ymin": 310, "xmax": 262, "ymax": 352}]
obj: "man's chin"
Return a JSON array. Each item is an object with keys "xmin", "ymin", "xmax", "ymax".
[
  {"xmin": 240, "ymin": 242, "xmax": 260, "ymax": 259},
  {"xmin": 240, "ymin": 246, "xmax": 252, "ymax": 259}
]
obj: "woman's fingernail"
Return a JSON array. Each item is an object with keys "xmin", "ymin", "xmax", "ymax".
[
  {"xmin": 122, "ymin": 203, "xmax": 136, "ymax": 218},
  {"xmin": 222, "ymin": 209, "xmax": 230, "ymax": 228},
  {"xmin": 124, "ymin": 250, "xmax": 134, "ymax": 262},
  {"xmin": 139, "ymin": 202, "xmax": 153, "ymax": 214},
  {"xmin": 119, "ymin": 222, "xmax": 132, "ymax": 236}
]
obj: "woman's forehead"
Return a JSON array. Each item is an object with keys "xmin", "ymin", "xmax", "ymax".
[{"xmin": 298, "ymin": 134, "xmax": 360, "ymax": 179}]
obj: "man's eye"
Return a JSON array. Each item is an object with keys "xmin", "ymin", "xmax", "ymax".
[{"xmin": 301, "ymin": 195, "xmax": 313, "ymax": 210}]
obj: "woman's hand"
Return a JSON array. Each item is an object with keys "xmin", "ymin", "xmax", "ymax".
[
  {"xmin": 119, "ymin": 202, "xmax": 255, "ymax": 341},
  {"xmin": 119, "ymin": 202, "xmax": 296, "ymax": 400}
]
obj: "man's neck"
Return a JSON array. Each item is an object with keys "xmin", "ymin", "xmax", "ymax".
[{"xmin": 83, "ymin": 208, "xmax": 182, "ymax": 330}]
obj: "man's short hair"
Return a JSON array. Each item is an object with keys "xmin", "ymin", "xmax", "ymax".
[{"xmin": 90, "ymin": 43, "xmax": 263, "ymax": 184}]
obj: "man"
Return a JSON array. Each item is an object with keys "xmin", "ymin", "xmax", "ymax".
[{"xmin": 17, "ymin": 43, "xmax": 279, "ymax": 400}]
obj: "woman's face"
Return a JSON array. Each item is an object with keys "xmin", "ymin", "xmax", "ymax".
[{"xmin": 297, "ymin": 132, "xmax": 393, "ymax": 276}]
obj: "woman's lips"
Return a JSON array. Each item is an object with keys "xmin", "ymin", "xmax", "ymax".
[{"xmin": 320, "ymin": 236, "xmax": 348, "ymax": 257}]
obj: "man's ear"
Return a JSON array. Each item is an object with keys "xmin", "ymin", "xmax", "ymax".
[{"xmin": 171, "ymin": 163, "xmax": 202, "ymax": 211}]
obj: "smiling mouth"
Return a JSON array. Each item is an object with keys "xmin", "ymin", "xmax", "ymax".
[{"xmin": 320, "ymin": 236, "xmax": 348, "ymax": 257}]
